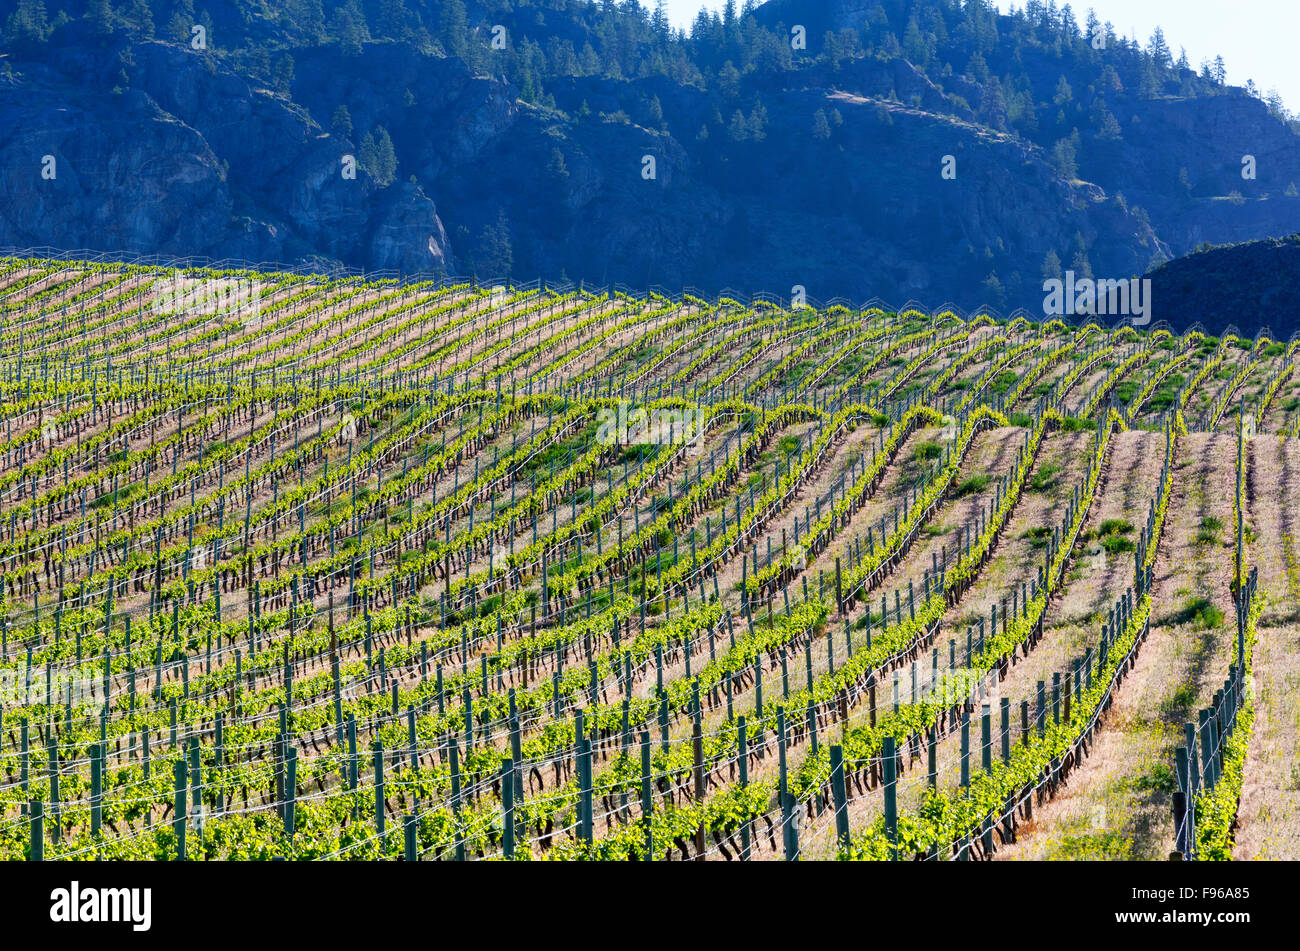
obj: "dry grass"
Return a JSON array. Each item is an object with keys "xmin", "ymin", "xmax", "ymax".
[
  {"xmin": 996, "ymin": 433, "xmax": 1239, "ymax": 859},
  {"xmin": 1234, "ymin": 436, "xmax": 1300, "ymax": 859}
]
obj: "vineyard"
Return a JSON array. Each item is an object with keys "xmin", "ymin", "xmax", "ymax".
[{"xmin": 1, "ymin": 255, "xmax": 1297, "ymax": 862}]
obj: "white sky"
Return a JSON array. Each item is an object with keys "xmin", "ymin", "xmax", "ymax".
[{"xmin": 659, "ymin": 0, "xmax": 1299, "ymax": 112}]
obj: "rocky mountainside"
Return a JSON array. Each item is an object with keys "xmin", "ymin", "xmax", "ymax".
[
  {"xmin": 0, "ymin": 0, "xmax": 1297, "ymax": 312},
  {"xmin": 0, "ymin": 24, "xmax": 455, "ymax": 273},
  {"xmin": 1143, "ymin": 235, "xmax": 1300, "ymax": 340}
]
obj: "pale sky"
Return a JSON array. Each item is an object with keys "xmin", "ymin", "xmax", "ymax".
[{"xmin": 660, "ymin": 0, "xmax": 1299, "ymax": 113}]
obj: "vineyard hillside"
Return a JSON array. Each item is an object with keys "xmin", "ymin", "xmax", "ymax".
[{"xmin": 0, "ymin": 256, "xmax": 1295, "ymax": 862}]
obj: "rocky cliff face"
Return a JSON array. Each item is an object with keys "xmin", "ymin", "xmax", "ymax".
[
  {"xmin": 1089, "ymin": 93, "xmax": 1300, "ymax": 252},
  {"xmin": 0, "ymin": 14, "xmax": 1296, "ymax": 309},
  {"xmin": 367, "ymin": 181, "xmax": 453, "ymax": 273},
  {"xmin": 0, "ymin": 33, "xmax": 456, "ymax": 275},
  {"xmin": 0, "ymin": 76, "xmax": 231, "ymax": 253}
]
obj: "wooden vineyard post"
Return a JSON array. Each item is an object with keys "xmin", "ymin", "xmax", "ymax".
[
  {"xmin": 214, "ymin": 712, "xmax": 225, "ymax": 815},
  {"xmin": 1174, "ymin": 748, "xmax": 1191, "ymax": 858},
  {"xmin": 19, "ymin": 719, "xmax": 28, "ymax": 814},
  {"xmin": 960, "ymin": 710, "xmax": 970, "ymax": 789},
  {"xmin": 1171, "ymin": 791, "xmax": 1187, "ymax": 860},
  {"xmin": 501, "ymin": 757, "xmax": 515, "ymax": 859},
  {"xmin": 580, "ymin": 728, "xmax": 594, "ymax": 845},
  {"xmin": 410, "ymin": 706, "xmax": 422, "ymax": 777},
  {"xmin": 28, "ymin": 801, "xmax": 42, "ymax": 862},
  {"xmin": 830, "ymin": 745, "xmax": 850, "ymax": 855},
  {"xmin": 373, "ymin": 742, "xmax": 386, "ymax": 847},
  {"xmin": 777, "ymin": 707, "xmax": 796, "ymax": 861},
  {"xmin": 737, "ymin": 718, "xmax": 751, "ymax": 861},
  {"xmin": 90, "ymin": 742, "xmax": 102, "ymax": 835},
  {"xmin": 640, "ymin": 730, "xmax": 653, "ymax": 860},
  {"xmin": 1198, "ymin": 710, "xmax": 1214, "ymax": 789},
  {"xmin": 1184, "ymin": 722, "xmax": 1200, "ymax": 797},
  {"xmin": 1000, "ymin": 698, "xmax": 1011, "ymax": 765},
  {"xmin": 285, "ymin": 747, "xmax": 297, "ymax": 839},
  {"xmin": 575, "ymin": 710, "xmax": 593, "ymax": 846},
  {"xmin": 981, "ymin": 704, "xmax": 992, "ymax": 775},
  {"xmin": 449, "ymin": 740, "xmax": 465, "ymax": 861},
  {"xmin": 927, "ymin": 727, "xmax": 937, "ymax": 789},
  {"xmin": 189, "ymin": 736, "xmax": 202, "ymax": 841},
  {"xmin": 882, "ymin": 736, "xmax": 897, "ymax": 860},
  {"xmin": 47, "ymin": 733, "xmax": 59, "ymax": 843},
  {"xmin": 332, "ymin": 651, "xmax": 344, "ymax": 746},
  {"xmin": 173, "ymin": 758, "xmax": 187, "ymax": 861},
  {"xmin": 346, "ymin": 713, "xmax": 359, "ymax": 795},
  {"xmin": 693, "ymin": 712, "xmax": 706, "ymax": 860},
  {"xmin": 405, "ymin": 814, "xmax": 418, "ymax": 863}
]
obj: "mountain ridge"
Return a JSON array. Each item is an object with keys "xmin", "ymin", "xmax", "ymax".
[{"xmin": 1, "ymin": 0, "xmax": 1297, "ymax": 312}]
